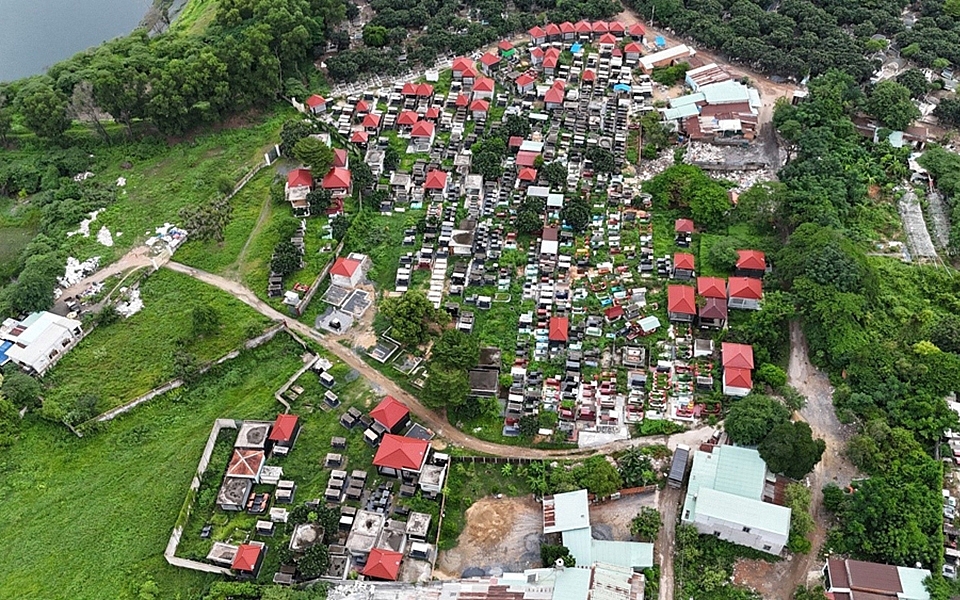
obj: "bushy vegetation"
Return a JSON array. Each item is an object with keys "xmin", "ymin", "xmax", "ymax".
[
  {"xmin": 918, "ymin": 145, "xmax": 960, "ymax": 255},
  {"xmin": 675, "ymin": 523, "xmax": 773, "ymax": 599}
]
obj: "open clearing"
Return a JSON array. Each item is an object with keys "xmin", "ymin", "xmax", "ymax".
[
  {"xmin": 43, "ymin": 268, "xmax": 271, "ymax": 415},
  {"xmin": 0, "ymin": 335, "xmax": 305, "ymax": 600}
]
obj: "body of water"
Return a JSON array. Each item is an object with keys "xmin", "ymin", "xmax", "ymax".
[{"xmin": 0, "ymin": 0, "xmax": 153, "ymax": 83}]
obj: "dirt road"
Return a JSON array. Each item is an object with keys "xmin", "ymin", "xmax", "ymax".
[
  {"xmin": 656, "ymin": 485, "xmax": 683, "ymax": 600},
  {"xmin": 165, "ymin": 260, "xmax": 712, "ymax": 458},
  {"xmin": 733, "ymin": 322, "xmax": 858, "ymax": 596},
  {"xmin": 52, "ymin": 245, "xmax": 167, "ymax": 315}
]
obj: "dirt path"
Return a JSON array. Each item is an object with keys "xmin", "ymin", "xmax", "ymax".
[
  {"xmin": 53, "ymin": 245, "xmax": 166, "ymax": 314},
  {"xmin": 656, "ymin": 485, "xmax": 682, "ymax": 600},
  {"xmin": 733, "ymin": 322, "xmax": 859, "ymax": 597},
  {"xmin": 164, "ymin": 261, "xmax": 714, "ymax": 458}
]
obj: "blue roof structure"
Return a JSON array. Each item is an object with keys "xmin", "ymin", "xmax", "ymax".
[{"xmin": 0, "ymin": 340, "xmax": 11, "ymax": 366}]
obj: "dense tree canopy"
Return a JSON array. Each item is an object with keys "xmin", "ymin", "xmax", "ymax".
[
  {"xmin": 643, "ymin": 164, "xmax": 731, "ymax": 231},
  {"xmin": 724, "ymin": 395, "xmax": 790, "ymax": 446},
  {"xmin": 757, "ymin": 421, "xmax": 826, "ymax": 479}
]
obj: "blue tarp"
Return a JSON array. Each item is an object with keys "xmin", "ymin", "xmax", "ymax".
[
  {"xmin": 655, "ymin": 36, "xmax": 666, "ymax": 47},
  {"xmin": 570, "ymin": 43, "xmax": 583, "ymax": 53},
  {"xmin": 613, "ymin": 83, "xmax": 631, "ymax": 92},
  {"xmin": 0, "ymin": 340, "xmax": 12, "ymax": 366}
]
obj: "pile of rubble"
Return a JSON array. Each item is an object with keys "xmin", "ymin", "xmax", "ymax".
[
  {"xmin": 115, "ymin": 287, "xmax": 143, "ymax": 318},
  {"xmin": 58, "ymin": 256, "xmax": 101, "ymax": 288}
]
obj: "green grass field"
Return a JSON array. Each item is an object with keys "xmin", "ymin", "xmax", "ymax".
[
  {"xmin": 42, "ymin": 268, "xmax": 272, "ymax": 415},
  {"xmin": 63, "ymin": 109, "xmax": 290, "ymax": 265},
  {"xmin": 0, "ymin": 335, "xmax": 306, "ymax": 600},
  {"xmin": 171, "ymin": 0, "xmax": 219, "ymax": 36}
]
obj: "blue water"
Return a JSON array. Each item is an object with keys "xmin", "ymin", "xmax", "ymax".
[{"xmin": 0, "ymin": 0, "xmax": 152, "ymax": 82}]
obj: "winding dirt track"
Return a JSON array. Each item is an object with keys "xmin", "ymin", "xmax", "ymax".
[{"xmin": 164, "ymin": 261, "xmax": 713, "ymax": 458}]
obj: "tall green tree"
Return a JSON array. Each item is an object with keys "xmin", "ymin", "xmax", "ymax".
[
  {"xmin": 758, "ymin": 421, "xmax": 826, "ymax": 479},
  {"xmin": 724, "ymin": 395, "xmax": 790, "ymax": 446},
  {"xmin": 17, "ymin": 80, "xmax": 71, "ymax": 139},
  {"xmin": 866, "ymin": 81, "xmax": 920, "ymax": 131},
  {"xmin": 293, "ymin": 137, "xmax": 335, "ymax": 172}
]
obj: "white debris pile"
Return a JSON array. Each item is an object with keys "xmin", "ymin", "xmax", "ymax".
[
  {"xmin": 636, "ymin": 152, "xmax": 674, "ymax": 180},
  {"xmin": 116, "ymin": 177, "xmax": 126, "ymax": 187},
  {"xmin": 96, "ymin": 225, "xmax": 114, "ymax": 247},
  {"xmin": 727, "ymin": 168, "xmax": 776, "ymax": 192},
  {"xmin": 145, "ymin": 223, "xmax": 188, "ymax": 253},
  {"xmin": 115, "ymin": 287, "xmax": 143, "ymax": 318},
  {"xmin": 66, "ymin": 208, "xmax": 105, "ymax": 238},
  {"xmin": 327, "ymin": 583, "xmax": 376, "ymax": 600},
  {"xmin": 684, "ymin": 142, "xmax": 726, "ymax": 162},
  {"xmin": 58, "ymin": 256, "xmax": 101, "ymax": 288},
  {"xmin": 73, "ymin": 171, "xmax": 95, "ymax": 182},
  {"xmin": 79, "ymin": 281, "xmax": 104, "ymax": 299}
]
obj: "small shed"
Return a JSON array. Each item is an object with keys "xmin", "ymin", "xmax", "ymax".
[{"xmin": 668, "ymin": 444, "xmax": 690, "ymax": 488}]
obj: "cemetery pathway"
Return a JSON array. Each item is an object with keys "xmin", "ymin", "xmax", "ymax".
[{"xmin": 165, "ymin": 261, "xmax": 713, "ymax": 459}]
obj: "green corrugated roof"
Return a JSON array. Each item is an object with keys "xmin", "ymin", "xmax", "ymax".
[
  {"xmin": 591, "ymin": 540, "xmax": 654, "ymax": 569},
  {"xmin": 545, "ymin": 489, "xmax": 591, "ymax": 533},
  {"xmin": 683, "ymin": 445, "xmax": 769, "ymax": 523},
  {"xmin": 701, "ymin": 80, "xmax": 751, "ymax": 105},
  {"xmin": 551, "ymin": 568, "xmax": 592, "ymax": 600},
  {"xmin": 695, "ymin": 487, "xmax": 790, "ymax": 537},
  {"xmin": 561, "ymin": 527, "xmax": 593, "ymax": 566},
  {"xmin": 897, "ymin": 566, "xmax": 932, "ymax": 600},
  {"xmin": 663, "ymin": 105, "xmax": 699, "ymax": 121}
]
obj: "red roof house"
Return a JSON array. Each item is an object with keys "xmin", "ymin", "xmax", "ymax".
[
  {"xmin": 575, "ymin": 20, "xmax": 593, "ymax": 36},
  {"xmin": 673, "ymin": 252, "xmax": 695, "ymax": 278},
  {"xmin": 549, "ymin": 316, "xmax": 569, "ymax": 343},
  {"xmin": 473, "ymin": 77, "xmax": 495, "ymax": 98},
  {"xmin": 411, "ymin": 120, "xmax": 436, "ymax": 142},
  {"xmin": 560, "ymin": 21, "xmax": 576, "ymax": 37},
  {"xmin": 736, "ymin": 250, "xmax": 766, "ymax": 276},
  {"xmin": 322, "ymin": 167, "xmax": 351, "ymax": 194},
  {"xmin": 232, "ymin": 544, "xmax": 264, "ymax": 575},
  {"xmin": 480, "ymin": 52, "xmax": 501, "ymax": 74},
  {"xmin": 699, "ymin": 297, "xmax": 728, "ymax": 328},
  {"xmin": 592, "ymin": 21, "xmax": 610, "ymax": 34},
  {"xmin": 624, "ymin": 42, "xmax": 643, "ymax": 62},
  {"xmin": 287, "ymin": 168, "xmax": 313, "ymax": 190},
  {"xmin": 721, "ymin": 342, "xmax": 754, "ymax": 370},
  {"xmin": 268, "ymin": 414, "xmax": 301, "ymax": 448},
  {"xmin": 516, "ymin": 72, "xmax": 537, "ymax": 94},
  {"xmin": 373, "ymin": 434, "xmax": 429, "ymax": 475},
  {"xmin": 402, "ymin": 82, "xmax": 434, "ymax": 97},
  {"xmin": 305, "ymin": 94, "xmax": 326, "ymax": 114},
  {"xmin": 697, "ymin": 277, "xmax": 727, "ymax": 299},
  {"xmin": 608, "ymin": 21, "xmax": 626, "ymax": 35},
  {"xmin": 425, "ymin": 106, "xmax": 440, "ymax": 120},
  {"xmin": 517, "ymin": 151, "xmax": 540, "ymax": 167},
  {"xmin": 455, "ymin": 93, "xmax": 470, "ymax": 108},
  {"xmin": 362, "ymin": 548, "xmax": 403, "ymax": 581},
  {"xmin": 674, "ymin": 218, "xmax": 694, "ymax": 233},
  {"xmin": 355, "ymin": 99, "xmax": 369, "ymax": 113},
  {"xmin": 604, "ymin": 305, "xmax": 624, "ymax": 322},
  {"xmin": 598, "ymin": 33, "xmax": 617, "ymax": 48},
  {"xmin": 545, "ymin": 23, "xmax": 562, "ymax": 38},
  {"xmin": 628, "ymin": 23, "xmax": 646, "ymax": 39},
  {"xmin": 518, "ymin": 167, "xmax": 538, "ymax": 182},
  {"xmin": 530, "ymin": 46, "xmax": 545, "ymax": 65},
  {"xmin": 452, "ymin": 56, "xmax": 474, "ymax": 79},
  {"xmin": 363, "ymin": 112, "xmax": 382, "ymax": 130},
  {"xmin": 351, "ymin": 130, "xmax": 370, "ymax": 144},
  {"xmin": 333, "ymin": 148, "xmax": 348, "ymax": 169},
  {"xmin": 397, "ymin": 110, "xmax": 420, "ymax": 127},
  {"xmin": 424, "ymin": 170, "xmax": 448, "ymax": 193},
  {"xmin": 667, "ymin": 285, "xmax": 696, "ymax": 322},
  {"xmin": 470, "ymin": 99, "xmax": 490, "ymax": 117},
  {"xmin": 331, "ymin": 256, "xmax": 364, "ymax": 287},
  {"xmin": 581, "ymin": 69, "xmax": 597, "ymax": 83},
  {"xmin": 728, "ymin": 277, "xmax": 763, "ymax": 309},
  {"xmin": 529, "ymin": 25, "xmax": 546, "ymax": 43},
  {"xmin": 370, "ymin": 396, "xmax": 410, "ymax": 434},
  {"xmin": 723, "ymin": 368, "xmax": 753, "ymax": 397}
]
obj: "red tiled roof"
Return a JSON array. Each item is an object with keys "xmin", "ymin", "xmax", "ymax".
[
  {"xmin": 416, "ymin": 83, "xmax": 434, "ymax": 97},
  {"xmin": 232, "ymin": 544, "xmax": 262, "ymax": 572},
  {"xmin": 724, "ymin": 368, "xmax": 753, "ymax": 390},
  {"xmin": 425, "ymin": 107, "xmax": 441, "ymax": 119},
  {"xmin": 373, "ymin": 434, "xmax": 429, "ymax": 471},
  {"xmin": 697, "ymin": 276, "xmax": 727, "ymax": 299},
  {"xmin": 545, "ymin": 23, "xmax": 561, "ymax": 35},
  {"xmin": 668, "ymin": 285, "xmax": 696, "ymax": 314},
  {"xmin": 582, "ymin": 69, "xmax": 597, "ymax": 82},
  {"xmin": 322, "ymin": 167, "xmax": 351, "ymax": 190},
  {"xmin": 509, "ymin": 136, "xmax": 523, "ymax": 148},
  {"xmin": 549, "ymin": 316, "xmax": 569, "ymax": 341},
  {"xmin": 543, "ymin": 55, "xmax": 558, "ymax": 69},
  {"xmin": 452, "ymin": 56, "xmax": 474, "ymax": 72},
  {"xmin": 402, "ymin": 82, "xmax": 434, "ymax": 97},
  {"xmin": 736, "ymin": 249, "xmax": 766, "ymax": 270},
  {"xmin": 473, "ymin": 77, "xmax": 495, "ymax": 93},
  {"xmin": 728, "ymin": 277, "xmax": 762, "ymax": 300},
  {"xmin": 362, "ymin": 548, "xmax": 403, "ymax": 580},
  {"xmin": 629, "ymin": 23, "xmax": 646, "ymax": 36},
  {"xmin": 593, "ymin": 21, "xmax": 609, "ymax": 33},
  {"xmin": 598, "ymin": 33, "xmax": 616, "ymax": 45},
  {"xmin": 517, "ymin": 151, "xmax": 540, "ymax": 167},
  {"xmin": 674, "ymin": 252, "xmax": 695, "ymax": 271},
  {"xmin": 412, "ymin": 120, "xmax": 435, "ymax": 138},
  {"xmin": 227, "ymin": 449, "xmax": 265, "ymax": 478},
  {"xmin": 608, "ymin": 21, "xmax": 625, "ymax": 33},
  {"xmin": 721, "ymin": 342, "xmax": 754, "ymax": 369},
  {"xmin": 268, "ymin": 414, "xmax": 299, "ymax": 443},
  {"xmin": 455, "ymin": 93, "xmax": 470, "ymax": 107},
  {"xmin": 624, "ymin": 42, "xmax": 643, "ymax": 55},
  {"xmin": 287, "ymin": 168, "xmax": 313, "ymax": 189},
  {"xmin": 519, "ymin": 167, "xmax": 538, "ymax": 181},
  {"xmin": 333, "ymin": 148, "xmax": 348, "ymax": 168},
  {"xmin": 305, "ymin": 94, "xmax": 325, "ymax": 108},
  {"xmin": 605, "ymin": 305, "xmax": 624, "ymax": 320},
  {"xmin": 355, "ymin": 99, "xmax": 369, "ymax": 113},
  {"xmin": 470, "ymin": 99, "xmax": 489, "ymax": 112},
  {"xmin": 545, "ymin": 48, "xmax": 561, "ymax": 58},
  {"xmin": 529, "ymin": 25, "xmax": 546, "ymax": 38},
  {"xmin": 331, "ymin": 256, "xmax": 361, "ymax": 277},
  {"xmin": 363, "ymin": 113, "xmax": 381, "ymax": 128},
  {"xmin": 424, "ymin": 170, "xmax": 448, "ymax": 190},
  {"xmin": 560, "ymin": 22, "xmax": 575, "ymax": 34},
  {"xmin": 498, "ymin": 40, "xmax": 513, "ymax": 51},
  {"xmin": 516, "ymin": 72, "xmax": 537, "ymax": 87},
  {"xmin": 370, "ymin": 396, "xmax": 409, "ymax": 430},
  {"xmin": 398, "ymin": 111, "xmax": 419, "ymax": 126},
  {"xmin": 480, "ymin": 52, "xmax": 500, "ymax": 67},
  {"xmin": 531, "ymin": 47, "xmax": 544, "ymax": 58},
  {"xmin": 575, "ymin": 20, "xmax": 592, "ymax": 34},
  {"xmin": 674, "ymin": 218, "xmax": 694, "ymax": 233},
  {"xmin": 351, "ymin": 130, "xmax": 369, "ymax": 143},
  {"xmin": 544, "ymin": 86, "xmax": 564, "ymax": 104}
]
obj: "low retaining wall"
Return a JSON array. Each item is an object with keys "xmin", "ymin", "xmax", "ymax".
[
  {"xmin": 293, "ymin": 240, "xmax": 344, "ymax": 317},
  {"xmin": 164, "ymin": 418, "xmax": 238, "ymax": 575}
]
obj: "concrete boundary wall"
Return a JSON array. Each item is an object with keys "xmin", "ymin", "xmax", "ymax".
[{"xmin": 164, "ymin": 418, "xmax": 238, "ymax": 575}]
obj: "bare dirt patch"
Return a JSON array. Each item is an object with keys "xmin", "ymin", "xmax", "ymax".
[
  {"xmin": 590, "ymin": 492, "xmax": 659, "ymax": 540},
  {"xmin": 435, "ymin": 495, "xmax": 543, "ymax": 578}
]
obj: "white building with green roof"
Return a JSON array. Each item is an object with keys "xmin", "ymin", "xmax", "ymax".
[{"xmin": 681, "ymin": 445, "xmax": 791, "ymax": 554}]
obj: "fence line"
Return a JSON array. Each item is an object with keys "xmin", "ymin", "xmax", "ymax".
[{"xmin": 164, "ymin": 418, "xmax": 239, "ymax": 576}]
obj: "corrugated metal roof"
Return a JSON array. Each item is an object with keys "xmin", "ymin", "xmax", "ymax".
[
  {"xmin": 694, "ymin": 487, "xmax": 790, "ymax": 537},
  {"xmin": 897, "ymin": 565, "xmax": 932, "ymax": 600},
  {"xmin": 663, "ymin": 105, "xmax": 699, "ymax": 121},
  {"xmin": 560, "ymin": 526, "xmax": 593, "ymax": 564},
  {"xmin": 543, "ymin": 489, "xmax": 590, "ymax": 533},
  {"xmin": 700, "ymin": 80, "xmax": 751, "ymax": 105},
  {"xmin": 591, "ymin": 540, "xmax": 654, "ymax": 569},
  {"xmin": 682, "ymin": 445, "xmax": 768, "ymax": 522},
  {"xmin": 550, "ymin": 565, "xmax": 592, "ymax": 600}
]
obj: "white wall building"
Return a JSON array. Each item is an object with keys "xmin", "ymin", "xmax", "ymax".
[{"xmin": 0, "ymin": 311, "xmax": 84, "ymax": 376}]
